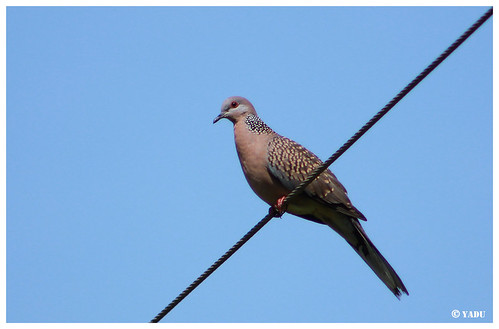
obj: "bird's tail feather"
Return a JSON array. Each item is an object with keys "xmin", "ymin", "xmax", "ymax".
[{"xmin": 323, "ymin": 215, "xmax": 409, "ymax": 298}]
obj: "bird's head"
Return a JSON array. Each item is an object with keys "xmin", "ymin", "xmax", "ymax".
[{"xmin": 213, "ymin": 96, "xmax": 257, "ymax": 124}]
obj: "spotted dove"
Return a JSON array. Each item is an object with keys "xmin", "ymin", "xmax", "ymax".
[{"xmin": 213, "ymin": 96, "xmax": 408, "ymax": 298}]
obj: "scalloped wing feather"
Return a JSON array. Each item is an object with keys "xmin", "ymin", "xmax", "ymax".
[{"xmin": 267, "ymin": 135, "xmax": 366, "ymax": 220}]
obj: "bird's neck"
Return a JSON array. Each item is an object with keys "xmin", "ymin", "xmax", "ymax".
[
  {"xmin": 233, "ymin": 114, "xmax": 276, "ymax": 165},
  {"xmin": 242, "ymin": 114, "xmax": 274, "ymax": 135}
]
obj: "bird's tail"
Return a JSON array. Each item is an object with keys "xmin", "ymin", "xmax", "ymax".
[{"xmin": 323, "ymin": 215, "xmax": 409, "ymax": 298}]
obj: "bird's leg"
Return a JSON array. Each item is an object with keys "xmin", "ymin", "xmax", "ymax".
[{"xmin": 273, "ymin": 196, "xmax": 288, "ymax": 217}]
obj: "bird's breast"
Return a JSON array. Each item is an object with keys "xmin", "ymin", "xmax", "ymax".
[{"xmin": 233, "ymin": 122, "xmax": 288, "ymax": 205}]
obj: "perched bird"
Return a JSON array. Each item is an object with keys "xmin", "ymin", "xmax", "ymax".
[{"xmin": 213, "ymin": 96, "xmax": 408, "ymax": 298}]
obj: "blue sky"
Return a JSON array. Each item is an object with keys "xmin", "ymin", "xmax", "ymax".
[{"xmin": 6, "ymin": 6, "xmax": 492, "ymax": 323}]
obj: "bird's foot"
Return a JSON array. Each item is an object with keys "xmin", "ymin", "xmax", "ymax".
[{"xmin": 272, "ymin": 196, "xmax": 288, "ymax": 217}]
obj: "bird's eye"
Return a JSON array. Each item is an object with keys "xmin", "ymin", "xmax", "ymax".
[{"xmin": 231, "ymin": 101, "xmax": 239, "ymax": 108}]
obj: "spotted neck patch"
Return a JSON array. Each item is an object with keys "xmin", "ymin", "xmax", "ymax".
[{"xmin": 245, "ymin": 114, "xmax": 274, "ymax": 135}]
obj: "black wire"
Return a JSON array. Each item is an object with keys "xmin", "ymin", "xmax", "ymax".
[
  {"xmin": 150, "ymin": 7, "xmax": 492, "ymax": 323},
  {"xmin": 150, "ymin": 210, "xmax": 277, "ymax": 323}
]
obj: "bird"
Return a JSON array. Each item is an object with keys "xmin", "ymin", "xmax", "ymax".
[{"xmin": 213, "ymin": 96, "xmax": 408, "ymax": 298}]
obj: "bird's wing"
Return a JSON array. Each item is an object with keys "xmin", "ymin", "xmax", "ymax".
[{"xmin": 267, "ymin": 135, "xmax": 366, "ymax": 220}]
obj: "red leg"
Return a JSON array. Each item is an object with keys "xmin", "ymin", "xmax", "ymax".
[{"xmin": 273, "ymin": 196, "xmax": 287, "ymax": 217}]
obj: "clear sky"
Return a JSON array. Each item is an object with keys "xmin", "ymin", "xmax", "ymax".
[{"xmin": 7, "ymin": 6, "xmax": 492, "ymax": 323}]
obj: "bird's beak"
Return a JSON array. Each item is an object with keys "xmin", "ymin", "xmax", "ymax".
[{"xmin": 213, "ymin": 113, "xmax": 225, "ymax": 124}]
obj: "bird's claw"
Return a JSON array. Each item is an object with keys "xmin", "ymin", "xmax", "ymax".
[{"xmin": 272, "ymin": 196, "xmax": 287, "ymax": 217}]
